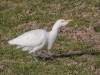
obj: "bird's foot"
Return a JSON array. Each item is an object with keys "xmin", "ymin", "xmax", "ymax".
[
  {"xmin": 40, "ymin": 50, "xmax": 54, "ymax": 60},
  {"xmin": 31, "ymin": 52, "xmax": 54, "ymax": 62},
  {"xmin": 41, "ymin": 53, "xmax": 54, "ymax": 60}
]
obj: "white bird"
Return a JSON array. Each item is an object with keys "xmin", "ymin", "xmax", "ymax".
[{"xmin": 8, "ymin": 19, "xmax": 73, "ymax": 62}]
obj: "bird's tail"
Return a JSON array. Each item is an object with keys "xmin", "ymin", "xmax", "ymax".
[
  {"xmin": 8, "ymin": 40, "xmax": 13, "ymax": 44},
  {"xmin": 8, "ymin": 40, "xmax": 16, "ymax": 45}
]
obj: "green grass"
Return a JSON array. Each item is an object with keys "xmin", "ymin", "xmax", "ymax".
[
  {"xmin": 94, "ymin": 25, "xmax": 100, "ymax": 32},
  {"xmin": 0, "ymin": 0, "xmax": 100, "ymax": 75}
]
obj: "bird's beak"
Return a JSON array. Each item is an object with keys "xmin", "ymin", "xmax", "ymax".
[{"xmin": 65, "ymin": 19, "xmax": 73, "ymax": 22}]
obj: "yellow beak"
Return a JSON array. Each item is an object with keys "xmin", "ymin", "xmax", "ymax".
[{"xmin": 65, "ymin": 19, "xmax": 73, "ymax": 22}]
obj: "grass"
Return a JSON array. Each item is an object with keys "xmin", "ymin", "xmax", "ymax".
[
  {"xmin": 94, "ymin": 25, "xmax": 100, "ymax": 32},
  {"xmin": 0, "ymin": 0, "xmax": 100, "ymax": 75}
]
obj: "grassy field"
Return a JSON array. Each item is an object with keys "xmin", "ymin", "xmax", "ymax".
[{"xmin": 0, "ymin": 0, "xmax": 100, "ymax": 75}]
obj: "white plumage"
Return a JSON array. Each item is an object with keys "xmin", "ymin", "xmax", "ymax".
[
  {"xmin": 8, "ymin": 19, "xmax": 73, "ymax": 62},
  {"xmin": 9, "ymin": 29, "xmax": 47, "ymax": 53}
]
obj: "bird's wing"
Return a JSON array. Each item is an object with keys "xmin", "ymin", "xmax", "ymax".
[{"xmin": 8, "ymin": 30, "xmax": 43, "ymax": 47}]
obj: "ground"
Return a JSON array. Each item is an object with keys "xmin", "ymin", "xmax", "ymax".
[{"xmin": 0, "ymin": 0, "xmax": 100, "ymax": 75}]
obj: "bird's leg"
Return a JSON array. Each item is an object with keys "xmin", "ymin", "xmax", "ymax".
[
  {"xmin": 32, "ymin": 55, "xmax": 39, "ymax": 62},
  {"xmin": 47, "ymin": 50, "xmax": 54, "ymax": 59},
  {"xmin": 42, "ymin": 54, "xmax": 51, "ymax": 60},
  {"xmin": 30, "ymin": 50, "xmax": 53, "ymax": 62},
  {"xmin": 31, "ymin": 52, "xmax": 40, "ymax": 62},
  {"xmin": 42, "ymin": 50, "xmax": 54, "ymax": 60},
  {"xmin": 31, "ymin": 51, "xmax": 47, "ymax": 62}
]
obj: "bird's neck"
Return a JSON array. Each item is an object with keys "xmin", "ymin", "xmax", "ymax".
[
  {"xmin": 49, "ymin": 23, "xmax": 61, "ymax": 41},
  {"xmin": 52, "ymin": 23, "xmax": 61, "ymax": 31},
  {"xmin": 47, "ymin": 23, "xmax": 61, "ymax": 50}
]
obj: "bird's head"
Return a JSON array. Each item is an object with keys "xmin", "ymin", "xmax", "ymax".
[
  {"xmin": 52, "ymin": 19, "xmax": 73, "ymax": 31},
  {"xmin": 56, "ymin": 19, "xmax": 73, "ymax": 26}
]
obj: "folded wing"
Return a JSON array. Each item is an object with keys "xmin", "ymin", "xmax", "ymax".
[{"xmin": 8, "ymin": 30, "xmax": 44, "ymax": 47}]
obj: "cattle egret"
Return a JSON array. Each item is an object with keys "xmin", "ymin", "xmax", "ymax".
[{"xmin": 8, "ymin": 19, "xmax": 73, "ymax": 62}]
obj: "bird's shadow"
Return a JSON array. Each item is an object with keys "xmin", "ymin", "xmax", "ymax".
[
  {"xmin": 44, "ymin": 50, "xmax": 100, "ymax": 60},
  {"xmin": 52, "ymin": 52, "xmax": 84, "ymax": 59}
]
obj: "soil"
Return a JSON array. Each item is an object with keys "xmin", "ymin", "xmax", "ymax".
[{"xmin": 60, "ymin": 26, "xmax": 100, "ymax": 50}]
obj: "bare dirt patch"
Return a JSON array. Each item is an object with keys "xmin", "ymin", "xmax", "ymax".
[{"xmin": 60, "ymin": 26, "xmax": 100, "ymax": 50}]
